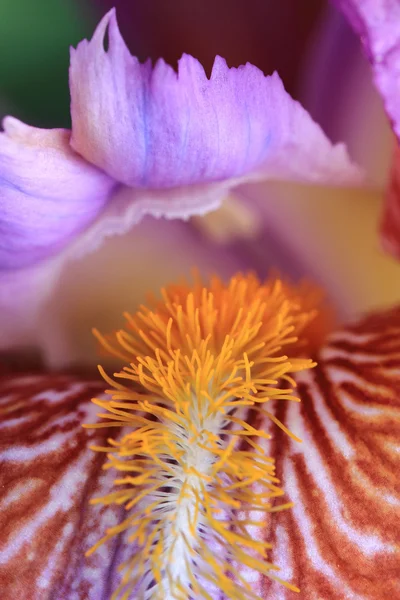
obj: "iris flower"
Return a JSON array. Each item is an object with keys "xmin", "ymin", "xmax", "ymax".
[
  {"xmin": 0, "ymin": 8, "xmax": 360, "ymax": 357},
  {"xmin": 1, "ymin": 273, "xmax": 398, "ymax": 599},
  {"xmin": 0, "ymin": 3, "xmax": 399, "ymax": 600}
]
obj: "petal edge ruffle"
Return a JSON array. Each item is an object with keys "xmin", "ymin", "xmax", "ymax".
[{"xmin": 70, "ymin": 9, "xmax": 362, "ymax": 192}]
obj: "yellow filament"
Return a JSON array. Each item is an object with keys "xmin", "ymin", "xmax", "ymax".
[{"xmin": 84, "ymin": 272, "xmax": 326, "ymax": 599}]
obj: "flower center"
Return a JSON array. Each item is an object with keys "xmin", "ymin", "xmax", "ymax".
[{"xmin": 84, "ymin": 273, "xmax": 326, "ymax": 599}]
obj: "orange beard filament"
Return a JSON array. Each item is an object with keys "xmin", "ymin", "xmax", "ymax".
[{"xmin": 84, "ymin": 273, "xmax": 325, "ymax": 599}]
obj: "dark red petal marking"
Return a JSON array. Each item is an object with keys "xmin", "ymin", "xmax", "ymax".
[
  {"xmin": 0, "ymin": 372, "xmax": 126, "ymax": 600},
  {"xmin": 1, "ymin": 304, "xmax": 400, "ymax": 599},
  {"xmin": 263, "ymin": 305, "xmax": 400, "ymax": 599}
]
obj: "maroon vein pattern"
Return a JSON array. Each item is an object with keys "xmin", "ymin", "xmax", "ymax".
[
  {"xmin": 262, "ymin": 305, "xmax": 400, "ymax": 599},
  {"xmin": 0, "ymin": 372, "xmax": 128, "ymax": 600},
  {"xmin": 1, "ymin": 305, "xmax": 400, "ymax": 599}
]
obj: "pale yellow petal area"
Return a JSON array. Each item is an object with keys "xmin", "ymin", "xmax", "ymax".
[
  {"xmin": 191, "ymin": 194, "xmax": 261, "ymax": 243},
  {"xmin": 240, "ymin": 181, "xmax": 400, "ymax": 317},
  {"xmin": 38, "ymin": 217, "xmax": 242, "ymax": 369}
]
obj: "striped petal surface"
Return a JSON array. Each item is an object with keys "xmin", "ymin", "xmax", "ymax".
[
  {"xmin": 0, "ymin": 372, "xmax": 127, "ymax": 599},
  {"xmin": 263, "ymin": 305, "xmax": 400, "ymax": 599},
  {"xmin": 0, "ymin": 303, "xmax": 399, "ymax": 598}
]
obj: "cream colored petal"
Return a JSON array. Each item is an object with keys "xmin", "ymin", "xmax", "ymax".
[
  {"xmin": 37, "ymin": 216, "xmax": 243, "ymax": 369},
  {"xmin": 238, "ymin": 181, "xmax": 400, "ymax": 317}
]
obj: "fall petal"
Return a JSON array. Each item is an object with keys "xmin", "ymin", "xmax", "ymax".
[
  {"xmin": 215, "ymin": 303, "xmax": 400, "ymax": 597},
  {"xmin": 47, "ymin": 272, "xmax": 319, "ymax": 597},
  {"xmin": 0, "ymin": 117, "xmax": 115, "ymax": 270},
  {"xmin": 70, "ymin": 8, "xmax": 361, "ymax": 202},
  {"xmin": 0, "ymin": 372, "xmax": 127, "ymax": 599},
  {"xmin": 2, "ymin": 305, "xmax": 400, "ymax": 597},
  {"xmin": 263, "ymin": 304, "xmax": 400, "ymax": 598}
]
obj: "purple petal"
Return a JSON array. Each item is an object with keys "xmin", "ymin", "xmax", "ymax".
[
  {"xmin": 335, "ymin": 0, "xmax": 400, "ymax": 140},
  {"xmin": 0, "ymin": 117, "xmax": 115, "ymax": 270},
  {"xmin": 300, "ymin": 4, "xmax": 393, "ymax": 190},
  {"xmin": 70, "ymin": 9, "xmax": 361, "ymax": 193},
  {"xmin": 0, "ymin": 260, "xmax": 62, "ymax": 351}
]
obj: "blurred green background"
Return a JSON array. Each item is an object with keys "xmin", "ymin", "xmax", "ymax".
[{"xmin": 0, "ymin": 0, "xmax": 97, "ymax": 127}]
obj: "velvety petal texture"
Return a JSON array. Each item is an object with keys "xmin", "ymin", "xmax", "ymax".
[
  {"xmin": 0, "ymin": 118, "xmax": 115, "ymax": 270},
  {"xmin": 263, "ymin": 304, "xmax": 400, "ymax": 599},
  {"xmin": 70, "ymin": 9, "xmax": 361, "ymax": 192},
  {"xmin": 1, "ymin": 305, "xmax": 399, "ymax": 598}
]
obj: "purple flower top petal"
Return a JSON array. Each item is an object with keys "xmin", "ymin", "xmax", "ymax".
[
  {"xmin": 70, "ymin": 9, "xmax": 361, "ymax": 190},
  {"xmin": 335, "ymin": 0, "xmax": 400, "ymax": 60},
  {"xmin": 335, "ymin": 0, "xmax": 400, "ymax": 140},
  {"xmin": 0, "ymin": 117, "xmax": 115, "ymax": 270}
]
